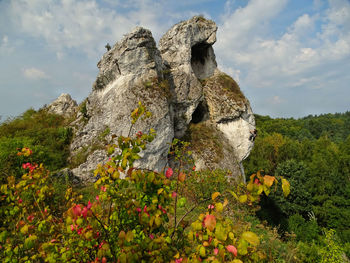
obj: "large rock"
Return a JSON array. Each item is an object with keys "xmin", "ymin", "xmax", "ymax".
[
  {"xmin": 47, "ymin": 93, "xmax": 77, "ymax": 117},
  {"xmin": 67, "ymin": 16, "xmax": 255, "ymax": 181},
  {"xmin": 70, "ymin": 27, "xmax": 173, "ymax": 180},
  {"xmin": 159, "ymin": 16, "xmax": 218, "ymax": 137}
]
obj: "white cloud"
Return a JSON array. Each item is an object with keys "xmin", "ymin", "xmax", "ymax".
[
  {"xmin": 270, "ymin": 95, "xmax": 283, "ymax": 105},
  {"xmin": 0, "ymin": 35, "xmax": 14, "ymax": 54},
  {"xmin": 23, "ymin": 67, "xmax": 49, "ymax": 80},
  {"xmin": 216, "ymin": 0, "xmax": 350, "ymax": 89},
  {"xmin": 7, "ymin": 0, "xmax": 187, "ymax": 59}
]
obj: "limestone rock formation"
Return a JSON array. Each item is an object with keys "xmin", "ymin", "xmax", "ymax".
[
  {"xmin": 47, "ymin": 93, "xmax": 77, "ymax": 117},
  {"xmin": 66, "ymin": 16, "xmax": 255, "ymax": 181},
  {"xmin": 70, "ymin": 27, "xmax": 173, "ymax": 180},
  {"xmin": 159, "ymin": 16, "xmax": 218, "ymax": 137}
]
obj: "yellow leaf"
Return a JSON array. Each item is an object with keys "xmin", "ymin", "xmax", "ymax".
[
  {"xmin": 238, "ymin": 194, "xmax": 247, "ymax": 203},
  {"xmin": 223, "ymin": 198, "xmax": 228, "ymax": 207},
  {"xmin": 157, "ymin": 188, "xmax": 164, "ymax": 195},
  {"xmin": 212, "ymin": 192, "xmax": 221, "ymax": 201},
  {"xmin": 263, "ymin": 175, "xmax": 275, "ymax": 187},
  {"xmin": 282, "ymin": 178, "xmax": 290, "ymax": 197},
  {"xmin": 125, "ymin": 231, "xmax": 134, "ymax": 242},
  {"xmin": 215, "ymin": 202, "xmax": 223, "ymax": 213},
  {"xmin": 229, "ymin": 190, "xmax": 238, "ymax": 200},
  {"xmin": 241, "ymin": 231, "xmax": 259, "ymax": 246},
  {"xmin": 232, "ymin": 260, "xmax": 243, "ymax": 263}
]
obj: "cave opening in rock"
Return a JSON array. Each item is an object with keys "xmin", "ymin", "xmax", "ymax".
[
  {"xmin": 191, "ymin": 42, "xmax": 216, "ymax": 79},
  {"xmin": 191, "ymin": 100, "xmax": 209, "ymax": 124}
]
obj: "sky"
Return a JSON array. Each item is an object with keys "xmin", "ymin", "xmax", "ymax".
[{"xmin": 0, "ymin": 0, "xmax": 349, "ymax": 120}]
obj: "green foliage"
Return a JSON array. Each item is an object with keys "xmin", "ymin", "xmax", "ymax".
[
  {"xmin": 320, "ymin": 229, "xmax": 345, "ymax": 263},
  {"xmin": 0, "ymin": 109, "xmax": 72, "ymax": 182},
  {"xmin": 0, "ymin": 103, "xmax": 294, "ymax": 262},
  {"xmin": 245, "ymin": 112, "xmax": 350, "ymax": 248}
]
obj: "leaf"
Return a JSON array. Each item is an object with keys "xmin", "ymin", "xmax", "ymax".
[
  {"xmin": 212, "ymin": 192, "xmax": 221, "ymax": 201},
  {"xmin": 215, "ymin": 202, "xmax": 223, "ymax": 213},
  {"xmin": 204, "ymin": 214, "xmax": 216, "ymax": 231},
  {"xmin": 199, "ymin": 246, "xmax": 206, "ymax": 257},
  {"xmin": 178, "ymin": 172, "xmax": 186, "ymax": 182},
  {"xmin": 263, "ymin": 175, "xmax": 275, "ymax": 187},
  {"xmin": 215, "ymin": 223, "xmax": 227, "ymax": 241},
  {"xmin": 238, "ymin": 194, "xmax": 247, "ymax": 203},
  {"xmin": 165, "ymin": 167, "xmax": 173, "ymax": 178},
  {"xmin": 241, "ymin": 231, "xmax": 259, "ymax": 246},
  {"xmin": 282, "ymin": 178, "xmax": 290, "ymax": 197},
  {"xmin": 263, "ymin": 185, "xmax": 271, "ymax": 196},
  {"xmin": 125, "ymin": 231, "xmax": 134, "ymax": 242},
  {"xmin": 237, "ymin": 239, "xmax": 248, "ymax": 255},
  {"xmin": 226, "ymin": 245, "xmax": 237, "ymax": 256},
  {"xmin": 229, "ymin": 190, "xmax": 239, "ymax": 200}
]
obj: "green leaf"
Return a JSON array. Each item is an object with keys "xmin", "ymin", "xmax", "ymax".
[{"xmin": 241, "ymin": 231, "xmax": 259, "ymax": 246}]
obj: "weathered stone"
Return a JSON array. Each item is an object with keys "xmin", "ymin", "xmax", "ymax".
[
  {"xmin": 159, "ymin": 16, "xmax": 218, "ymax": 137},
  {"xmin": 47, "ymin": 93, "xmax": 77, "ymax": 117},
  {"xmin": 203, "ymin": 71, "xmax": 255, "ymax": 162},
  {"xmin": 70, "ymin": 27, "xmax": 173, "ymax": 179}
]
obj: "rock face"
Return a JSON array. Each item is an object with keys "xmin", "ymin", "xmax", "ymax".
[
  {"xmin": 69, "ymin": 27, "xmax": 173, "ymax": 180},
  {"xmin": 47, "ymin": 93, "xmax": 77, "ymax": 117},
  {"xmin": 65, "ymin": 16, "xmax": 255, "ymax": 181},
  {"xmin": 159, "ymin": 16, "xmax": 218, "ymax": 137}
]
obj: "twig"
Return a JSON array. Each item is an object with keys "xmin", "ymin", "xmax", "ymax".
[{"xmin": 174, "ymin": 197, "xmax": 211, "ymax": 232}]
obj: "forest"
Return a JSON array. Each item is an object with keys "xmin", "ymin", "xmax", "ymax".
[
  {"xmin": 0, "ymin": 108, "xmax": 349, "ymax": 262},
  {"xmin": 244, "ymin": 111, "xmax": 350, "ymax": 259}
]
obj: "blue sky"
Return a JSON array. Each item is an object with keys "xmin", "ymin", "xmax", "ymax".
[{"xmin": 0, "ymin": 0, "xmax": 349, "ymax": 120}]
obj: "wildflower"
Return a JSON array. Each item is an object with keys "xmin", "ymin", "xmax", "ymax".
[{"xmin": 165, "ymin": 168, "xmax": 173, "ymax": 178}]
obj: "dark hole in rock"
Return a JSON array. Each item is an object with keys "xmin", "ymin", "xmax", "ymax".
[
  {"xmin": 191, "ymin": 100, "xmax": 209, "ymax": 124},
  {"xmin": 191, "ymin": 42, "xmax": 217, "ymax": 79}
]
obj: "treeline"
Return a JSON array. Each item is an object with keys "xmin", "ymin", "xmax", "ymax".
[{"xmin": 244, "ymin": 111, "xmax": 350, "ymax": 255}]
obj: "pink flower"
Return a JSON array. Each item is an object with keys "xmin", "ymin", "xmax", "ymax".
[
  {"xmin": 226, "ymin": 245, "xmax": 237, "ymax": 256},
  {"xmin": 143, "ymin": 205, "xmax": 148, "ymax": 213},
  {"xmin": 213, "ymin": 248, "xmax": 219, "ymax": 255},
  {"xmin": 136, "ymin": 207, "xmax": 141, "ymax": 213},
  {"xmin": 95, "ymin": 195, "xmax": 99, "ymax": 201},
  {"xmin": 70, "ymin": 224, "xmax": 75, "ymax": 231},
  {"xmin": 175, "ymin": 258, "xmax": 183, "ymax": 263},
  {"xmin": 101, "ymin": 186, "xmax": 106, "ymax": 192},
  {"xmin": 149, "ymin": 234, "xmax": 154, "ymax": 240},
  {"xmin": 77, "ymin": 228, "xmax": 83, "ymax": 235},
  {"xmin": 172, "ymin": 192, "xmax": 177, "ymax": 198},
  {"xmin": 86, "ymin": 201, "xmax": 92, "ymax": 210},
  {"xmin": 165, "ymin": 168, "xmax": 173, "ymax": 178},
  {"xmin": 18, "ymin": 199, "xmax": 23, "ymax": 204},
  {"xmin": 208, "ymin": 204, "xmax": 214, "ymax": 210}
]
